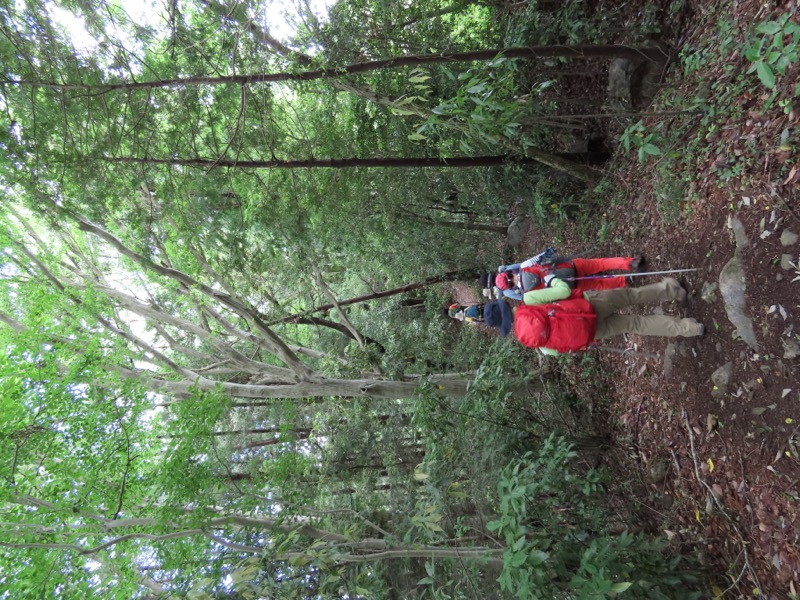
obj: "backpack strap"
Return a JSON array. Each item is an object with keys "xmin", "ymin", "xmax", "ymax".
[{"xmin": 551, "ymin": 261, "xmax": 578, "ymax": 289}]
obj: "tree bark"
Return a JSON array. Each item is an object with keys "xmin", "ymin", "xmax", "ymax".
[
  {"xmin": 269, "ymin": 269, "xmax": 481, "ymax": 325},
  {"xmin": 144, "ymin": 373, "xmax": 472, "ymax": 400},
  {"xmin": 16, "ymin": 45, "xmax": 669, "ymax": 91},
  {"xmin": 105, "ymin": 155, "xmax": 552, "ymax": 170}
]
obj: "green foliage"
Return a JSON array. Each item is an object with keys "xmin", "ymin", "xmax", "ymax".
[
  {"xmin": 620, "ymin": 120, "xmax": 664, "ymax": 163},
  {"xmin": 489, "ymin": 435, "xmax": 703, "ymax": 599},
  {"xmin": 744, "ymin": 13, "xmax": 800, "ymax": 90},
  {"xmin": 0, "ymin": 0, "xmax": 717, "ymax": 596},
  {"xmin": 412, "ymin": 58, "xmax": 528, "ymax": 154}
]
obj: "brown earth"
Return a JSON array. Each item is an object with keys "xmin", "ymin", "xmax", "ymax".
[
  {"xmin": 500, "ymin": 0, "xmax": 800, "ymax": 596},
  {"xmin": 447, "ymin": 0, "xmax": 799, "ymax": 593}
]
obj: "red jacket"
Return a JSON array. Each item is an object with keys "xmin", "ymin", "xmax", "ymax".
[{"xmin": 514, "ymin": 299, "xmax": 597, "ymax": 352}]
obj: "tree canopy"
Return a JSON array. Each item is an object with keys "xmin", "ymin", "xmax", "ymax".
[{"xmin": 0, "ymin": 0, "xmax": 703, "ymax": 597}]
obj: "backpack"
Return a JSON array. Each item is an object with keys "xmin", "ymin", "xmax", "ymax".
[
  {"xmin": 514, "ymin": 300, "xmax": 596, "ymax": 352},
  {"xmin": 547, "ymin": 258, "xmax": 578, "ymax": 289},
  {"xmin": 514, "ymin": 304, "xmax": 551, "ymax": 347},
  {"xmin": 521, "ymin": 260, "xmax": 578, "ymax": 290}
]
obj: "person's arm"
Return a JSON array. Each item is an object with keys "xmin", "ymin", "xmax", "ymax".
[
  {"xmin": 519, "ymin": 247, "xmax": 556, "ymax": 268},
  {"xmin": 522, "ymin": 278, "xmax": 571, "ymax": 305},
  {"xmin": 503, "ymin": 289, "xmax": 523, "ymax": 301},
  {"xmin": 498, "ymin": 263, "xmax": 521, "ymax": 273}
]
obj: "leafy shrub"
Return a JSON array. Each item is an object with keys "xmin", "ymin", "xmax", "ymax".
[{"xmin": 488, "ymin": 434, "xmax": 703, "ymax": 599}]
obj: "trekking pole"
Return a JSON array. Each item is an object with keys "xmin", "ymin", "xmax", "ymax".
[
  {"xmin": 567, "ymin": 268, "xmax": 698, "ymax": 282},
  {"xmin": 589, "ymin": 346, "xmax": 661, "ymax": 359}
]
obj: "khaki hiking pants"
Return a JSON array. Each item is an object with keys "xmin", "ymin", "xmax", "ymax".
[{"xmin": 583, "ymin": 278, "xmax": 703, "ymax": 340}]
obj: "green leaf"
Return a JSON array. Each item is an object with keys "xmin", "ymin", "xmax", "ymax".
[
  {"xmin": 408, "ymin": 75, "xmax": 431, "ymax": 83},
  {"xmin": 610, "ymin": 581, "xmax": 634, "ymax": 593},
  {"xmin": 425, "ymin": 560, "xmax": 435, "ymax": 577},
  {"xmin": 510, "ymin": 552, "xmax": 527, "ymax": 567},
  {"xmin": 756, "ymin": 21, "xmax": 782, "ymax": 35},
  {"xmin": 756, "ymin": 61, "xmax": 776, "ymax": 88},
  {"xmin": 785, "ymin": 21, "xmax": 800, "ymax": 40},
  {"xmin": 642, "ymin": 143, "xmax": 662, "ymax": 156},
  {"xmin": 407, "ymin": 134, "xmax": 427, "ymax": 141}
]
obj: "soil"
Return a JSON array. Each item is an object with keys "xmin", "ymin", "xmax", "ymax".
[{"xmin": 466, "ymin": 0, "xmax": 800, "ymax": 596}]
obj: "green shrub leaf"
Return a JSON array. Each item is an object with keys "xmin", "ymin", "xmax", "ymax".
[{"xmin": 756, "ymin": 61, "xmax": 776, "ymax": 88}]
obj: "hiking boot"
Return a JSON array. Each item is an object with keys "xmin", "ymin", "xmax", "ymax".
[
  {"xmin": 684, "ymin": 319, "xmax": 704, "ymax": 336},
  {"xmin": 629, "ymin": 255, "xmax": 645, "ymax": 271},
  {"xmin": 663, "ymin": 277, "xmax": 687, "ymax": 302},
  {"xmin": 676, "ymin": 283, "xmax": 688, "ymax": 304}
]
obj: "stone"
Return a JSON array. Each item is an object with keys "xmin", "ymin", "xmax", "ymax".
[
  {"xmin": 663, "ymin": 342, "xmax": 676, "ymax": 376},
  {"xmin": 719, "ymin": 255, "xmax": 758, "ymax": 350},
  {"xmin": 711, "ymin": 362, "xmax": 733, "ymax": 397},
  {"xmin": 780, "ymin": 229, "xmax": 798, "ymax": 247},
  {"xmin": 506, "ymin": 215, "xmax": 530, "ymax": 248},
  {"xmin": 649, "ymin": 459, "xmax": 669, "ymax": 483},
  {"xmin": 781, "ymin": 254, "xmax": 795, "ymax": 270},
  {"xmin": 701, "ymin": 281, "xmax": 719, "ymax": 303},
  {"xmin": 728, "ymin": 216, "xmax": 750, "ymax": 251}
]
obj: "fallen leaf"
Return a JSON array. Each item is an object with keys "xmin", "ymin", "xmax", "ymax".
[
  {"xmin": 707, "ymin": 458, "xmax": 715, "ymax": 473},
  {"xmin": 782, "ymin": 389, "xmax": 792, "ymax": 398},
  {"xmin": 707, "ymin": 414, "xmax": 719, "ymax": 433},
  {"xmin": 752, "ymin": 407, "xmax": 768, "ymax": 415},
  {"xmin": 784, "ymin": 165, "xmax": 800, "ymax": 185},
  {"xmin": 694, "ymin": 507, "xmax": 702, "ymax": 522},
  {"xmin": 712, "ymin": 484, "xmax": 723, "ymax": 497}
]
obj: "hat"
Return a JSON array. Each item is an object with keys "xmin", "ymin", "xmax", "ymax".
[
  {"xmin": 448, "ymin": 303, "xmax": 465, "ymax": 321},
  {"xmin": 495, "ymin": 273, "xmax": 512, "ymax": 291},
  {"xmin": 483, "ymin": 299, "xmax": 513, "ymax": 337}
]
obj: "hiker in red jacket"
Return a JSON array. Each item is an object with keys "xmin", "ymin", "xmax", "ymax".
[
  {"xmin": 483, "ymin": 278, "xmax": 703, "ymax": 354},
  {"xmin": 496, "ymin": 255, "xmax": 642, "ymax": 301}
]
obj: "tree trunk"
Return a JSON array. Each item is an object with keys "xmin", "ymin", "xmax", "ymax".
[
  {"xmin": 105, "ymin": 155, "xmax": 565, "ymax": 170},
  {"xmin": 17, "ymin": 45, "xmax": 669, "ymax": 91},
  {"xmin": 399, "ymin": 212, "xmax": 509, "ymax": 233},
  {"xmin": 290, "ymin": 316, "xmax": 386, "ymax": 351},
  {"xmin": 269, "ymin": 269, "xmax": 481, "ymax": 325},
  {"xmin": 153, "ymin": 374, "xmax": 472, "ymax": 400}
]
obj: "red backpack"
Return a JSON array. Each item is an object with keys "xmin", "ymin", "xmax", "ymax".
[{"xmin": 514, "ymin": 300, "xmax": 597, "ymax": 352}]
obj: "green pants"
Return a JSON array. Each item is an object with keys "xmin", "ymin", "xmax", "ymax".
[{"xmin": 583, "ymin": 278, "xmax": 703, "ymax": 340}]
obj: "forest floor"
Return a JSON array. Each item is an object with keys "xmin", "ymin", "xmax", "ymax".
[
  {"xmin": 510, "ymin": 0, "xmax": 800, "ymax": 597},
  {"xmin": 448, "ymin": 0, "xmax": 799, "ymax": 594}
]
